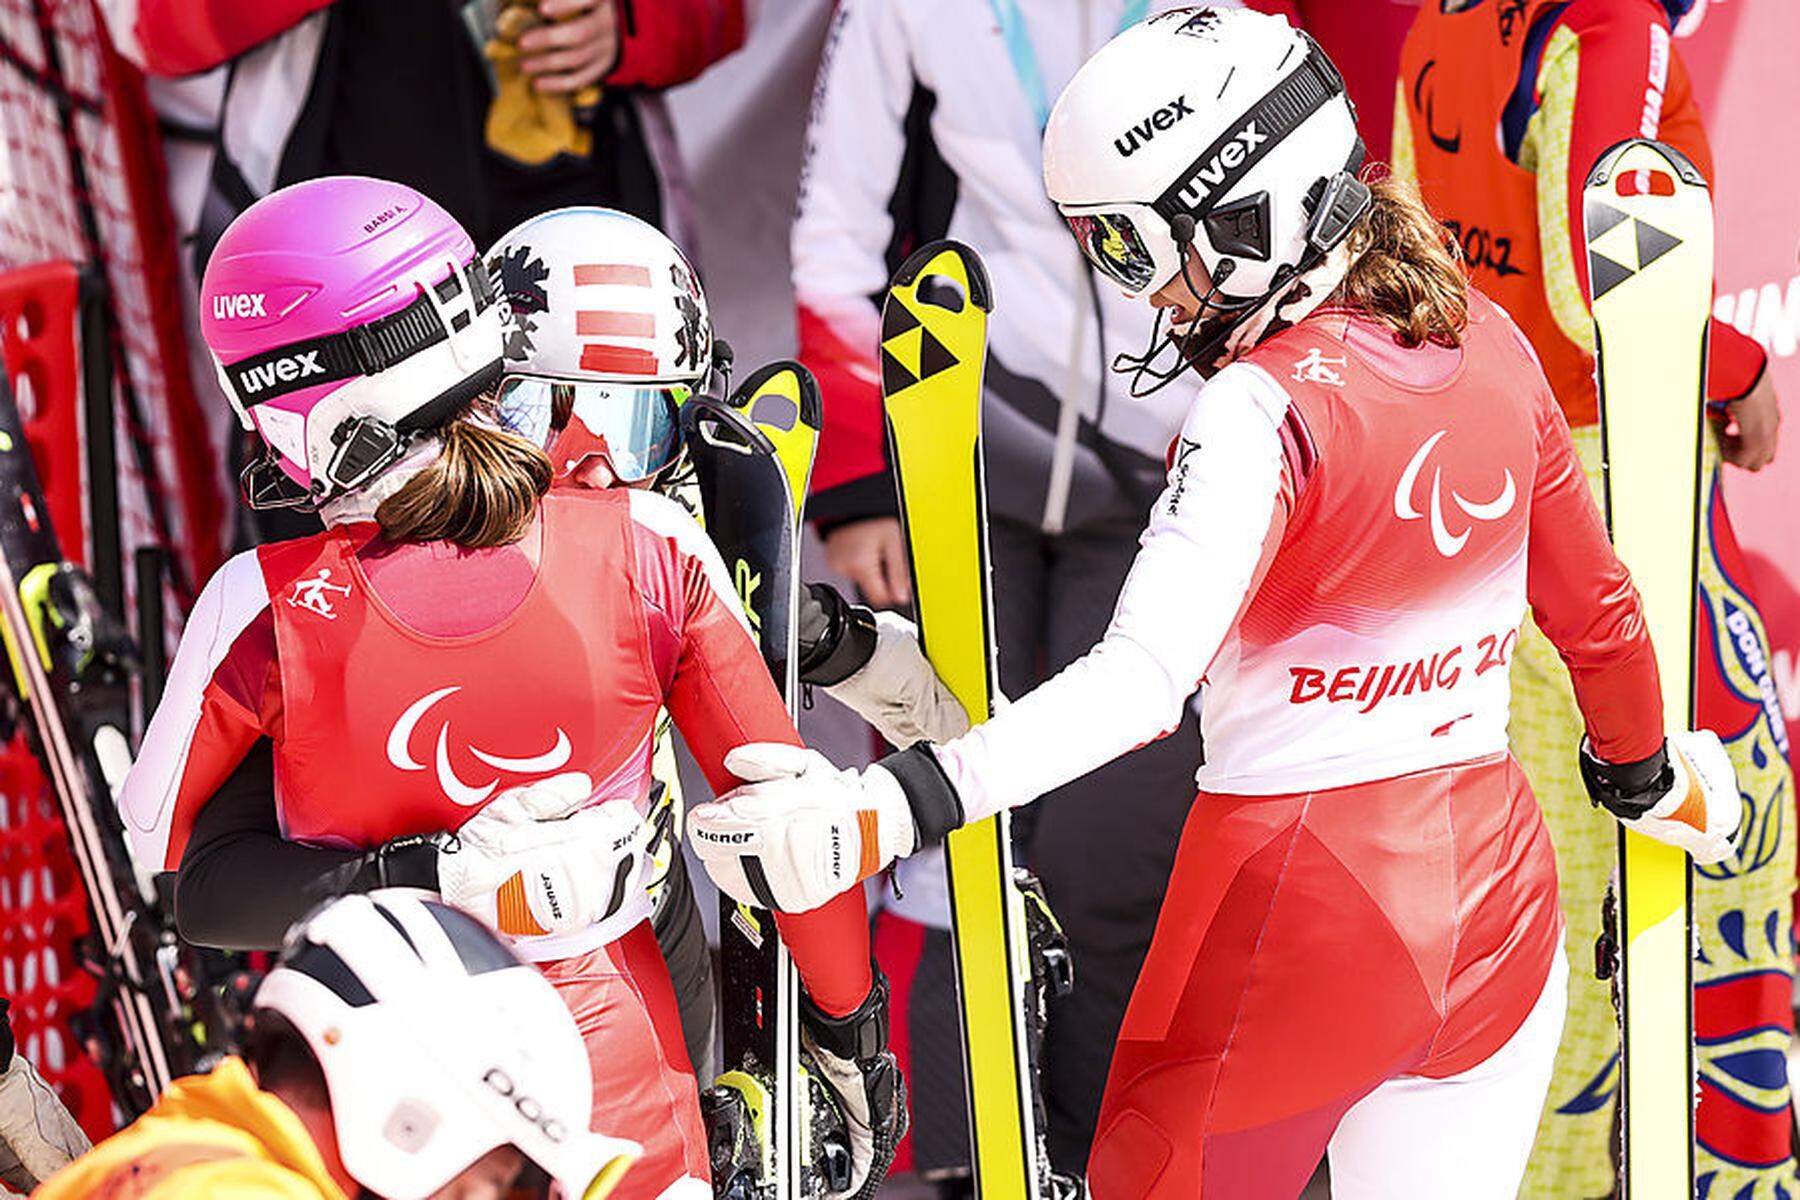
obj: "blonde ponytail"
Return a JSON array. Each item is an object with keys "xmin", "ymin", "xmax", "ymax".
[
  {"xmin": 375, "ymin": 407, "xmax": 551, "ymax": 548},
  {"xmin": 1335, "ymin": 173, "xmax": 1470, "ymax": 349}
]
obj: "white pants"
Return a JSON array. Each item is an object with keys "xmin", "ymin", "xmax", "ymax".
[{"xmin": 1327, "ymin": 951, "xmax": 1570, "ymax": 1199}]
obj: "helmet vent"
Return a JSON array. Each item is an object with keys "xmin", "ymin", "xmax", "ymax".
[{"xmin": 288, "ymin": 943, "xmax": 377, "ymax": 1007}]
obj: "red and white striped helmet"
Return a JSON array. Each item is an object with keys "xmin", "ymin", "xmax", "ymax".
[{"xmin": 487, "ymin": 207, "xmax": 712, "ymax": 482}]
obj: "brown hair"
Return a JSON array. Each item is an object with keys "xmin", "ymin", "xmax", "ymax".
[
  {"xmin": 1334, "ymin": 174, "xmax": 1469, "ymax": 349},
  {"xmin": 375, "ymin": 405, "xmax": 552, "ymax": 548}
]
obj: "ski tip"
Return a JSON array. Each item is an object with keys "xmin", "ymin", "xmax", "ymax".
[
  {"xmin": 681, "ymin": 393, "xmax": 775, "ymax": 457},
  {"xmin": 889, "ymin": 240, "xmax": 993, "ymax": 314},
  {"xmin": 1584, "ymin": 138, "xmax": 1707, "ymax": 193},
  {"xmin": 729, "ymin": 360, "xmax": 823, "ymax": 435}
]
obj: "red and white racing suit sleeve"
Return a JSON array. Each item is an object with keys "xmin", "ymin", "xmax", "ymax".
[
  {"xmin": 1521, "ymin": 382, "xmax": 1665, "ymax": 763},
  {"xmin": 627, "ymin": 493, "xmax": 874, "ymax": 1015},
  {"xmin": 606, "ymin": 0, "xmax": 746, "ymax": 91},
  {"xmin": 117, "ymin": 551, "xmax": 275, "ymax": 873},
  {"xmin": 930, "ymin": 364, "xmax": 1296, "ymax": 824},
  {"xmin": 1536, "ymin": 2, "xmax": 1766, "ymax": 402},
  {"xmin": 98, "ymin": 0, "xmax": 333, "ymax": 77}
]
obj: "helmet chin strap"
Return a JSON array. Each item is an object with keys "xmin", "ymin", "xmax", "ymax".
[
  {"xmin": 1112, "ymin": 217, "xmax": 1253, "ymax": 398},
  {"xmin": 1113, "ymin": 168, "xmax": 1374, "ymax": 397}
]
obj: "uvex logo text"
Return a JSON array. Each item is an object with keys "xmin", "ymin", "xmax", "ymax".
[
  {"xmin": 1115, "ymin": 96, "xmax": 1194, "ymax": 157},
  {"xmin": 236, "ymin": 351, "xmax": 325, "ymax": 396},
  {"xmin": 1176, "ymin": 121, "xmax": 1270, "ymax": 209},
  {"xmin": 213, "ymin": 292, "xmax": 266, "ymax": 320}
]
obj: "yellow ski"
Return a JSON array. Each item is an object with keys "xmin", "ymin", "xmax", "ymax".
[
  {"xmin": 882, "ymin": 241, "xmax": 1054, "ymax": 1200},
  {"xmin": 1584, "ymin": 137, "xmax": 1711, "ymax": 1198}
]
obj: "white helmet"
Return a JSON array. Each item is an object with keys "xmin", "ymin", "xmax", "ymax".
[
  {"xmin": 487, "ymin": 207, "xmax": 714, "ymax": 483},
  {"xmin": 1044, "ymin": 7, "xmax": 1368, "ymax": 307},
  {"xmin": 253, "ymin": 890, "xmax": 639, "ymax": 1200}
]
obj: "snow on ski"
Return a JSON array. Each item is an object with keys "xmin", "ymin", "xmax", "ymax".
[{"xmin": 1585, "ymin": 137, "xmax": 1712, "ymax": 1198}]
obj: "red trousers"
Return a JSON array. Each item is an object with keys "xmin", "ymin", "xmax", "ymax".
[
  {"xmin": 540, "ymin": 922, "xmax": 712, "ymax": 1199},
  {"xmin": 1089, "ymin": 753, "xmax": 1564, "ymax": 1198}
]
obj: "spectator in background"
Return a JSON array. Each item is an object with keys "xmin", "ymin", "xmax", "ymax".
[
  {"xmin": 1241, "ymin": 0, "xmax": 1420, "ymax": 160},
  {"xmin": 1391, "ymin": 1, "xmax": 1795, "ymax": 1196},
  {"xmin": 98, "ymin": 0, "xmax": 743, "ymax": 543},
  {"xmin": 104, "ymin": 0, "xmax": 740, "ymax": 250},
  {"xmin": 792, "ymin": 0, "xmax": 1206, "ymax": 1186}
]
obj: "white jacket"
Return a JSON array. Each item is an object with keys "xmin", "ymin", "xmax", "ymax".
[{"xmin": 792, "ymin": 0, "xmax": 1220, "ymax": 533}]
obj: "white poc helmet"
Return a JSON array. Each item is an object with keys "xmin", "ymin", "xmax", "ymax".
[
  {"xmin": 487, "ymin": 207, "xmax": 714, "ymax": 483},
  {"xmin": 253, "ymin": 890, "xmax": 639, "ymax": 1200},
  {"xmin": 1044, "ymin": 7, "xmax": 1368, "ymax": 306}
]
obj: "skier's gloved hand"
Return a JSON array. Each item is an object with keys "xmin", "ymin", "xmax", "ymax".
[
  {"xmin": 1580, "ymin": 731, "xmax": 1743, "ymax": 864},
  {"xmin": 797, "ymin": 582, "xmax": 879, "ymax": 686},
  {"xmin": 0, "ymin": 1000, "xmax": 90, "ymax": 1192},
  {"xmin": 437, "ymin": 772, "xmax": 650, "ymax": 937},
  {"xmin": 802, "ymin": 969, "xmax": 908, "ymax": 1200},
  {"xmin": 689, "ymin": 743, "xmax": 964, "ymax": 913},
  {"xmin": 827, "ymin": 610, "xmax": 979, "ymax": 748},
  {"xmin": 798, "ymin": 581, "xmax": 975, "ymax": 748}
]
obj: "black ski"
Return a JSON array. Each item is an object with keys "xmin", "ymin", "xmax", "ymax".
[
  {"xmin": 686, "ymin": 363, "xmax": 849, "ymax": 1200},
  {"xmin": 0, "ymin": 352, "xmax": 193, "ymax": 1113}
]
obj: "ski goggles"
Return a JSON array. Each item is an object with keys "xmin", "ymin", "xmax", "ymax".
[
  {"xmin": 496, "ymin": 375, "xmax": 688, "ymax": 483},
  {"xmin": 1060, "ymin": 35, "xmax": 1351, "ymax": 299},
  {"xmin": 1060, "ymin": 205, "xmax": 1174, "ymax": 297}
]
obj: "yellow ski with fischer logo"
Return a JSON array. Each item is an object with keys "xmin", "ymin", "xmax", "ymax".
[
  {"xmin": 882, "ymin": 241, "xmax": 1071, "ymax": 1200},
  {"xmin": 1585, "ymin": 137, "xmax": 1710, "ymax": 1199}
]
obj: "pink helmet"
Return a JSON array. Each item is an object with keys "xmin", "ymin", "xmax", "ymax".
[{"xmin": 200, "ymin": 176, "xmax": 506, "ymax": 510}]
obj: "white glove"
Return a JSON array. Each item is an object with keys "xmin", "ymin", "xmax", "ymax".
[
  {"xmin": 0, "ymin": 1053, "xmax": 88, "ymax": 1193},
  {"xmin": 688, "ymin": 744, "xmax": 919, "ymax": 913},
  {"xmin": 438, "ymin": 772, "xmax": 650, "ymax": 938},
  {"xmin": 1589, "ymin": 731, "xmax": 1743, "ymax": 865},
  {"xmin": 825, "ymin": 612, "xmax": 977, "ymax": 748}
]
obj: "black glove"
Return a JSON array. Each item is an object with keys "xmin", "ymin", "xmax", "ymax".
[
  {"xmin": 797, "ymin": 582, "xmax": 879, "ymax": 687},
  {"xmin": 801, "ymin": 969, "xmax": 908, "ymax": 1200}
]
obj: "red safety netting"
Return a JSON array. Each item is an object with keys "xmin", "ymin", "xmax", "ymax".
[
  {"xmin": 0, "ymin": 0, "xmax": 230, "ymax": 1136},
  {"xmin": 0, "ymin": 731, "xmax": 115, "ymax": 1141},
  {"xmin": 0, "ymin": 0, "xmax": 224, "ymax": 598}
]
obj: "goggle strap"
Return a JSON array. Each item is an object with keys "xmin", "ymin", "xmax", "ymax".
[
  {"xmin": 1151, "ymin": 35, "xmax": 1346, "ymax": 224},
  {"xmin": 222, "ymin": 258, "xmax": 497, "ymax": 408}
]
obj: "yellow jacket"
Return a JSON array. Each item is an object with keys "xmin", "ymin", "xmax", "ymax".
[{"xmin": 34, "ymin": 1057, "xmax": 346, "ymax": 1200}]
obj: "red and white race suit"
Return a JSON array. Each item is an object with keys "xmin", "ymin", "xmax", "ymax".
[
  {"xmin": 119, "ymin": 485, "xmax": 871, "ymax": 1200},
  {"xmin": 930, "ymin": 292, "xmax": 1663, "ymax": 1197}
]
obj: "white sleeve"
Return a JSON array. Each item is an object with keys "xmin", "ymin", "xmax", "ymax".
[
  {"xmin": 791, "ymin": 0, "xmax": 915, "ymax": 312},
  {"xmin": 929, "ymin": 364, "xmax": 1294, "ymax": 822},
  {"xmin": 117, "ymin": 550, "xmax": 270, "ymax": 872}
]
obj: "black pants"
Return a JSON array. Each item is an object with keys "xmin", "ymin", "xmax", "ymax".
[
  {"xmin": 651, "ymin": 847, "xmax": 716, "ymax": 1080},
  {"xmin": 907, "ymin": 514, "xmax": 1200, "ymax": 1179}
]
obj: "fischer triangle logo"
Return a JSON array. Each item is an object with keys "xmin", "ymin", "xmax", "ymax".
[
  {"xmin": 879, "ymin": 300, "xmax": 958, "ymax": 395},
  {"xmin": 1584, "ymin": 198, "xmax": 1683, "ymax": 300}
]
